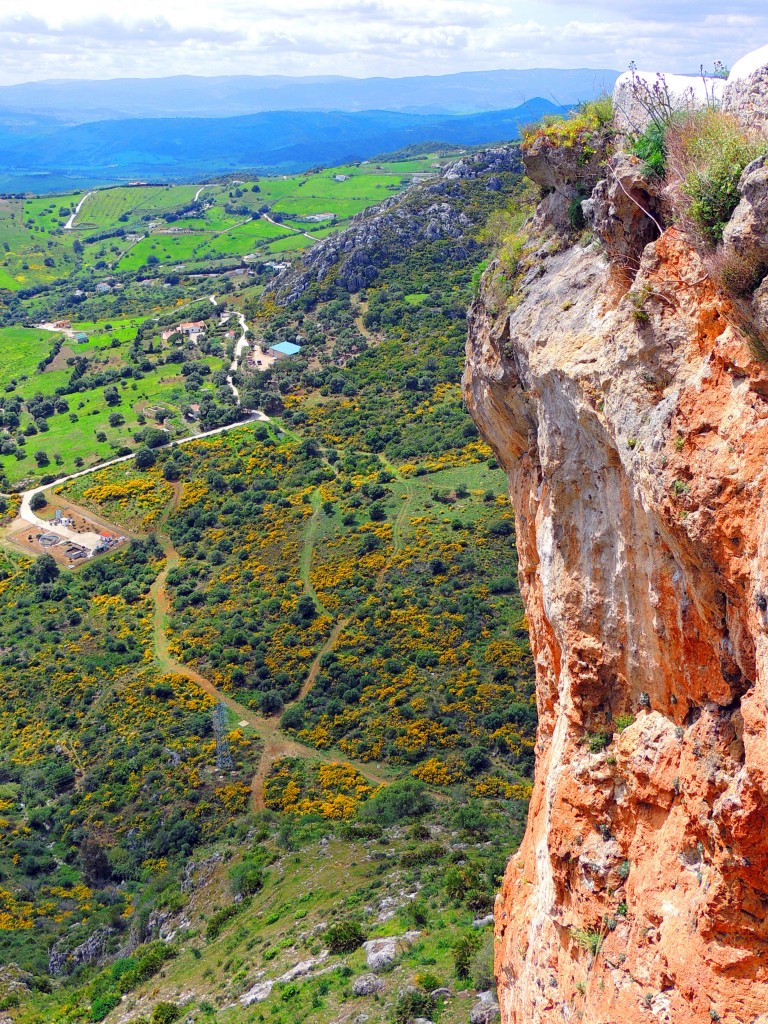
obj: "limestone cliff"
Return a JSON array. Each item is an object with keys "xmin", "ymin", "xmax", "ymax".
[{"xmin": 465, "ymin": 50, "xmax": 768, "ymax": 1024}]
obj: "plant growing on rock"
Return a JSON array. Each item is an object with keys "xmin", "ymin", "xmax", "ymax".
[
  {"xmin": 587, "ymin": 731, "xmax": 611, "ymax": 753},
  {"xmin": 572, "ymin": 926, "xmax": 603, "ymax": 956},
  {"xmin": 665, "ymin": 109, "xmax": 766, "ymax": 246}
]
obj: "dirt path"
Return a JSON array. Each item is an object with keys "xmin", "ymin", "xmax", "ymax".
[
  {"xmin": 299, "ymin": 617, "xmax": 351, "ymax": 700},
  {"xmin": 391, "ymin": 480, "xmax": 415, "ymax": 553},
  {"xmin": 352, "ymin": 297, "xmax": 377, "ymax": 347},
  {"xmin": 149, "ymin": 486, "xmax": 388, "ymax": 810},
  {"xmin": 299, "ymin": 491, "xmax": 328, "ymax": 615}
]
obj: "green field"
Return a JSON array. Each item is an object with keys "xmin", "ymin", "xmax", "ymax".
[
  {"xmin": 0, "ymin": 365, "xmax": 203, "ymax": 486},
  {"xmin": 0, "ymin": 308, "xmax": 234, "ymax": 485},
  {"xmin": 0, "ymin": 154, "xmax": 457, "ymax": 284},
  {"xmin": 265, "ymin": 234, "xmax": 314, "ymax": 253},
  {"xmin": 74, "ymin": 184, "xmax": 201, "ymax": 229},
  {"xmin": 0, "ymin": 325, "xmax": 57, "ymax": 380}
]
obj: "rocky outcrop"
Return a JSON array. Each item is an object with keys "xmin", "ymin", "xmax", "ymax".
[
  {"xmin": 723, "ymin": 45, "xmax": 768, "ymax": 131},
  {"xmin": 48, "ymin": 926, "xmax": 116, "ymax": 976},
  {"xmin": 522, "ymin": 121, "xmax": 611, "ymax": 237},
  {"xmin": 464, "ymin": 65, "xmax": 768, "ymax": 1024},
  {"xmin": 269, "ymin": 147, "xmax": 522, "ymax": 302},
  {"xmin": 582, "ymin": 153, "xmax": 661, "ymax": 274},
  {"xmin": 722, "ymin": 156, "xmax": 768, "ymax": 270}
]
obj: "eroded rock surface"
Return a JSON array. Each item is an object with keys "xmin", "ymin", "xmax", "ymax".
[{"xmin": 465, "ymin": 98, "xmax": 768, "ymax": 1023}]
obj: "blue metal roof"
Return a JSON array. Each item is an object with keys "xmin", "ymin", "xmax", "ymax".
[{"xmin": 271, "ymin": 341, "xmax": 302, "ymax": 355}]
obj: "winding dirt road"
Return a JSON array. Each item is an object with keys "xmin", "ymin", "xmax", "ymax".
[{"xmin": 150, "ymin": 491, "xmax": 388, "ymax": 808}]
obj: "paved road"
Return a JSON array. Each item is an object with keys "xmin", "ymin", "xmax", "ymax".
[
  {"xmin": 64, "ymin": 192, "xmax": 94, "ymax": 230},
  {"xmin": 222, "ymin": 309, "xmax": 251, "ymax": 402},
  {"xmin": 14, "ymin": 412, "xmax": 269, "ymax": 553},
  {"xmin": 262, "ymin": 212, "xmax": 319, "ymax": 241}
]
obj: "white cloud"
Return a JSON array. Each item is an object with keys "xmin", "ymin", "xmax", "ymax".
[{"xmin": 0, "ymin": 1, "xmax": 765, "ymax": 84}]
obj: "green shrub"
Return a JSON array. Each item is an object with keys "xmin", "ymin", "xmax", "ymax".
[
  {"xmin": 588, "ymin": 732, "xmax": 611, "ymax": 753},
  {"xmin": 414, "ymin": 971, "xmax": 442, "ymax": 992},
  {"xmin": 90, "ymin": 992, "xmax": 122, "ymax": 1022},
  {"xmin": 114, "ymin": 942, "xmax": 177, "ymax": 995},
  {"xmin": 567, "ymin": 195, "xmax": 586, "ymax": 231},
  {"xmin": 453, "ymin": 931, "xmax": 481, "ymax": 979},
  {"xmin": 615, "ymin": 714, "xmax": 635, "ymax": 733},
  {"xmin": 205, "ymin": 903, "xmax": 244, "ymax": 941},
  {"xmin": 632, "ymin": 119, "xmax": 668, "ymax": 177},
  {"xmin": 358, "ymin": 778, "xmax": 433, "ymax": 825},
  {"xmin": 150, "ymin": 1004, "xmax": 181, "ymax": 1024},
  {"xmin": 391, "ymin": 988, "xmax": 435, "ymax": 1024},
  {"xmin": 471, "ymin": 932, "xmax": 495, "ymax": 990},
  {"xmin": 672, "ymin": 110, "xmax": 766, "ymax": 245},
  {"xmin": 326, "ymin": 920, "xmax": 365, "ymax": 954},
  {"xmin": 400, "ymin": 841, "xmax": 446, "ymax": 868},
  {"xmin": 229, "ymin": 861, "xmax": 264, "ymax": 898}
]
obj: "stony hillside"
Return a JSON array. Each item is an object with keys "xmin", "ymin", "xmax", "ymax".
[
  {"xmin": 465, "ymin": 45, "xmax": 768, "ymax": 1024},
  {"xmin": 270, "ymin": 147, "xmax": 523, "ymax": 302}
]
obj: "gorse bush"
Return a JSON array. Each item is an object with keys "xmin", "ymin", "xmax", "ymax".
[{"xmin": 521, "ymin": 94, "xmax": 613, "ymax": 150}]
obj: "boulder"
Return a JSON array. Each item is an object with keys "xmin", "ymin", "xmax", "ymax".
[
  {"xmin": 470, "ymin": 990, "xmax": 501, "ymax": 1024},
  {"xmin": 472, "ymin": 914, "xmax": 495, "ymax": 928},
  {"xmin": 723, "ymin": 45, "xmax": 768, "ymax": 132},
  {"xmin": 721, "ymin": 156, "xmax": 768, "ymax": 267},
  {"xmin": 352, "ymin": 973, "xmax": 385, "ymax": 996},
  {"xmin": 362, "ymin": 936, "xmax": 398, "ymax": 971},
  {"xmin": 362, "ymin": 931, "xmax": 421, "ymax": 971}
]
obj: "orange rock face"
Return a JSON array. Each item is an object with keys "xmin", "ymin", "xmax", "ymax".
[{"xmin": 464, "ymin": 225, "xmax": 768, "ymax": 1024}]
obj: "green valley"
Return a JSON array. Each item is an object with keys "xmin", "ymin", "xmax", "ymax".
[{"xmin": 0, "ymin": 145, "xmax": 533, "ymax": 1024}]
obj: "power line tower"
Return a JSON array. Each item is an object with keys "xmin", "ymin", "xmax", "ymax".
[{"xmin": 213, "ymin": 701, "xmax": 234, "ymax": 770}]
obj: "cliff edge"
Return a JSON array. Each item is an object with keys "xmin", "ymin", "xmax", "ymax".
[{"xmin": 465, "ymin": 48, "xmax": 768, "ymax": 1024}]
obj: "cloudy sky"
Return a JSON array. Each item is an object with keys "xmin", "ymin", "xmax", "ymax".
[{"xmin": 0, "ymin": 1, "xmax": 765, "ymax": 85}]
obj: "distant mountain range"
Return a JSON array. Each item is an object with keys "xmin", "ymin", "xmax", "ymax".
[
  {"xmin": 0, "ymin": 68, "xmax": 619, "ymax": 123},
  {"xmin": 0, "ymin": 67, "xmax": 619, "ymax": 193},
  {"xmin": 0, "ymin": 99, "xmax": 564, "ymax": 192}
]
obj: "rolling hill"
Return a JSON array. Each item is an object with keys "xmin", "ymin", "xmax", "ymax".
[{"xmin": 0, "ymin": 99, "xmax": 560, "ymax": 190}]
